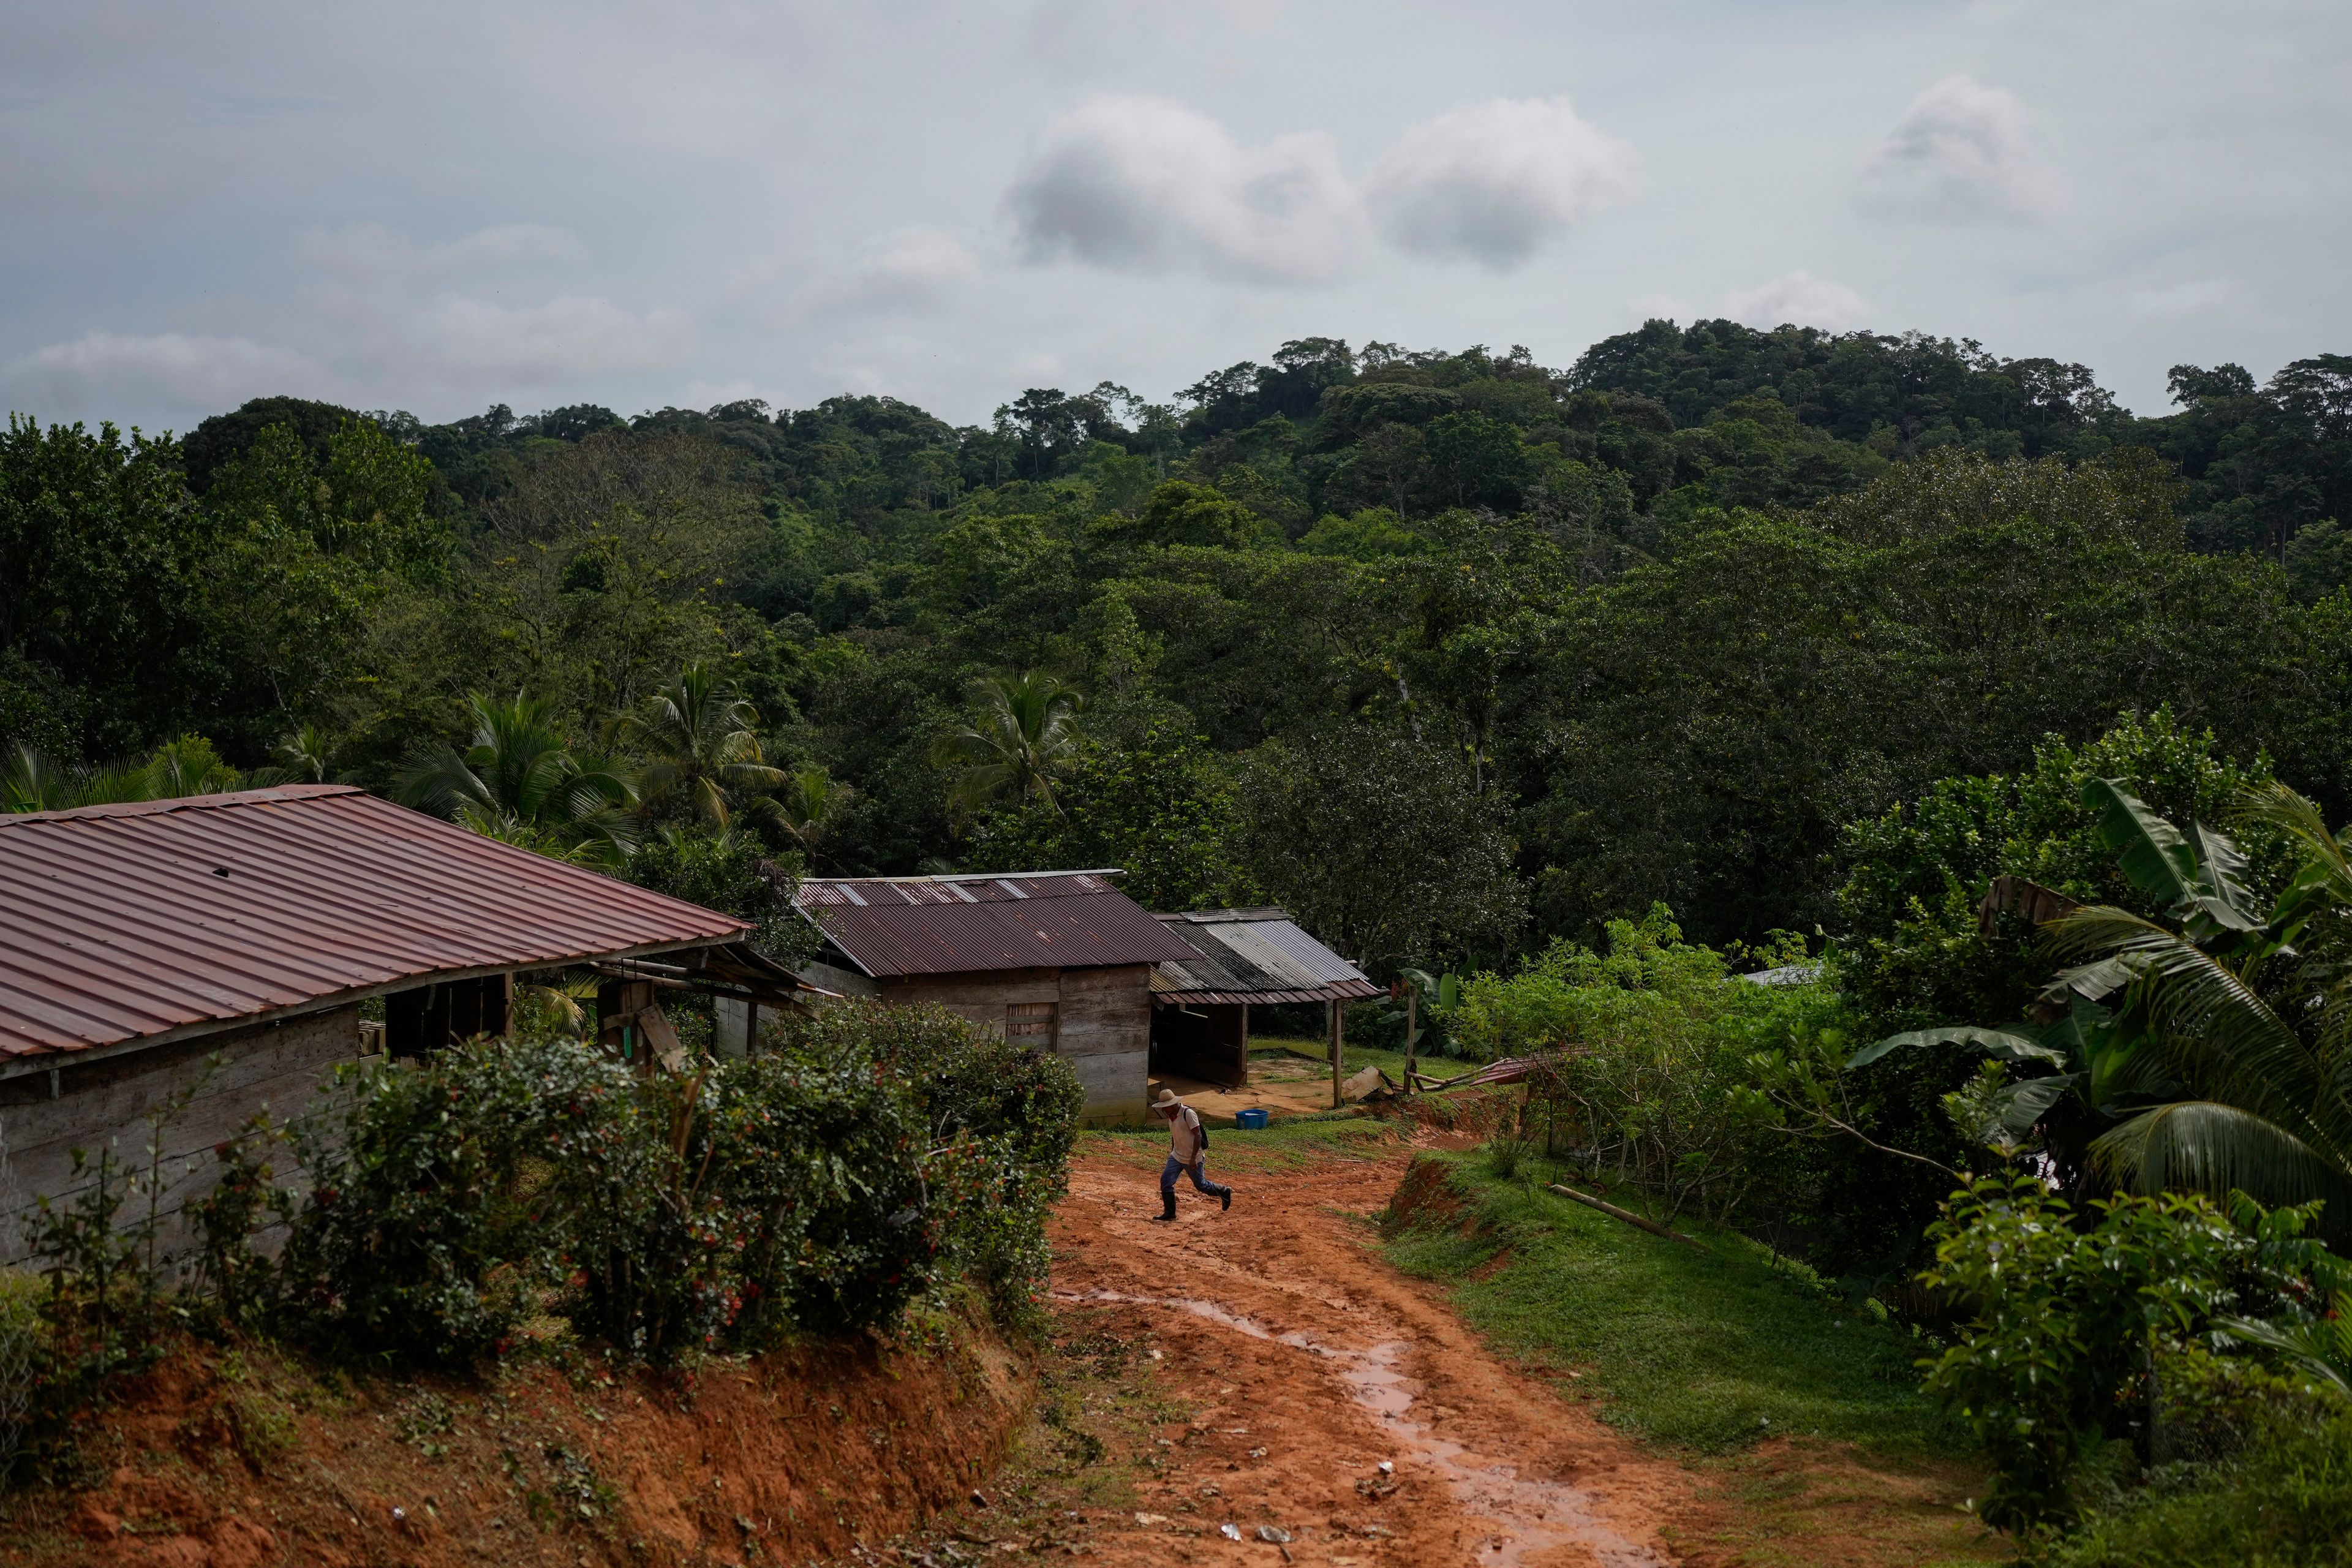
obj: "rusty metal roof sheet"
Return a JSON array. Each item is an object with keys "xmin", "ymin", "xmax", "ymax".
[
  {"xmin": 795, "ymin": 871, "xmax": 1198, "ymax": 978},
  {"xmin": 1150, "ymin": 908, "xmax": 1381, "ymax": 1006},
  {"xmin": 0, "ymin": 785, "xmax": 747, "ymax": 1067}
]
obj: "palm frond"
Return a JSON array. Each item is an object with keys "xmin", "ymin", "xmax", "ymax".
[
  {"xmin": 2091, "ymin": 1102, "xmax": 2352, "ymax": 1223},
  {"xmin": 2044, "ymin": 906, "xmax": 2346, "ymax": 1157},
  {"xmin": 394, "ymin": 746, "xmax": 491, "ymax": 816},
  {"xmin": 2244, "ymin": 780, "xmax": 2352, "ymax": 933},
  {"xmin": 271, "ymin": 723, "xmax": 337, "ymax": 783},
  {"xmin": 2215, "ymin": 1292, "xmax": 2352, "ymax": 1395},
  {"xmin": 621, "ymin": 665, "xmax": 771, "ymax": 826}
]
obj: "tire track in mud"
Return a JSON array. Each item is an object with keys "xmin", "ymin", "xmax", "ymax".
[{"xmin": 1047, "ymin": 1144, "xmax": 1693, "ymax": 1568}]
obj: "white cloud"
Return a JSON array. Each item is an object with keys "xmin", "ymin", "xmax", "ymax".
[
  {"xmin": 299, "ymin": 221, "xmax": 589, "ymax": 276},
  {"xmin": 1367, "ymin": 97, "xmax": 1640, "ymax": 268},
  {"xmin": 1858, "ymin": 74, "xmax": 2062, "ymax": 223},
  {"xmin": 2127, "ymin": 277, "xmax": 2259, "ymax": 321},
  {"xmin": 398, "ymin": 295, "xmax": 696, "ymax": 385},
  {"xmin": 1, "ymin": 331, "xmax": 328, "ymax": 417},
  {"xmin": 1005, "ymin": 95, "xmax": 1362, "ymax": 282},
  {"xmin": 856, "ymin": 229, "xmax": 979, "ymax": 295},
  {"xmin": 794, "ymin": 228, "xmax": 981, "ymax": 317},
  {"xmin": 1721, "ymin": 271, "xmax": 1872, "ymax": 331}
]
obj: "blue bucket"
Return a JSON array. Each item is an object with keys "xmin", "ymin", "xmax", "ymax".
[{"xmin": 1234, "ymin": 1107, "xmax": 1270, "ymax": 1129}]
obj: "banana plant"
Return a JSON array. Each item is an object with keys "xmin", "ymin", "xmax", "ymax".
[
  {"xmin": 1851, "ymin": 777, "xmax": 2352, "ymax": 1228},
  {"xmin": 1848, "ymin": 997, "xmax": 2139, "ymax": 1170}
]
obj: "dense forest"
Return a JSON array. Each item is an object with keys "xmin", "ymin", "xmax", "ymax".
[{"xmin": 7, "ymin": 320, "xmax": 2352, "ymax": 969}]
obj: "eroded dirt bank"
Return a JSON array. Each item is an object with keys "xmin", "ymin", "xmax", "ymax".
[{"xmin": 1, "ymin": 1314, "xmax": 1030, "ymax": 1566}]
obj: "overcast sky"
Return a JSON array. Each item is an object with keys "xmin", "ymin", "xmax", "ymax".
[{"xmin": 3, "ymin": 1, "xmax": 2345, "ymax": 433}]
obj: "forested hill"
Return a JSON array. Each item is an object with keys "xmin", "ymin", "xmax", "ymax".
[{"xmin": 7, "ymin": 320, "xmax": 2352, "ymax": 960}]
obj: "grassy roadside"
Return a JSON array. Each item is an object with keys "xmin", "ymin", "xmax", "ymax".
[
  {"xmin": 1248, "ymin": 1035, "xmax": 1480, "ymax": 1084},
  {"xmin": 1381, "ymin": 1150, "xmax": 1967, "ymax": 1457},
  {"xmin": 1381, "ymin": 1150, "xmax": 2002, "ymax": 1567},
  {"xmin": 1078, "ymin": 1112, "xmax": 1406, "ymax": 1176}
]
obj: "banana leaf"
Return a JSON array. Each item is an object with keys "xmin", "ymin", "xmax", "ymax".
[{"xmin": 1847, "ymin": 1025, "xmax": 2070, "ymax": 1071}]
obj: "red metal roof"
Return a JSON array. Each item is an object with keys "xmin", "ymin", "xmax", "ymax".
[
  {"xmin": 0, "ymin": 785, "xmax": 747, "ymax": 1065},
  {"xmin": 796, "ymin": 872, "xmax": 1199, "ymax": 978}
]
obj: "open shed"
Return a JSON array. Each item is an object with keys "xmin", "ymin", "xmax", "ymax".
[
  {"xmin": 0, "ymin": 785, "xmax": 788, "ymax": 1255},
  {"xmin": 794, "ymin": 870, "xmax": 1199, "ymax": 1123},
  {"xmin": 1148, "ymin": 908, "xmax": 1382, "ymax": 1087}
]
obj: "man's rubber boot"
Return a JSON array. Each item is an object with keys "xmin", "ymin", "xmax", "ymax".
[{"xmin": 1151, "ymin": 1191, "xmax": 1178, "ymax": 1222}]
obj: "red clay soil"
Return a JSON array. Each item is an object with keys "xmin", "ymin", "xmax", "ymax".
[
  {"xmin": 1030, "ymin": 1129, "xmax": 1997, "ymax": 1568},
  {"xmin": 0, "ymin": 1315, "xmax": 1029, "ymax": 1567}
]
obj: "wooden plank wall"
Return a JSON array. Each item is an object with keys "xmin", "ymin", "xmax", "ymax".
[
  {"xmin": 1057, "ymin": 965, "xmax": 1151, "ymax": 1124},
  {"xmin": 875, "ymin": 965, "xmax": 1152, "ymax": 1124},
  {"xmin": 0, "ymin": 1006, "xmax": 361, "ymax": 1267}
]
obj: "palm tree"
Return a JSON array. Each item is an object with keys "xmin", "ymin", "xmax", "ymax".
[
  {"xmin": 1855, "ymin": 778, "xmax": 2352, "ymax": 1229},
  {"xmin": 271, "ymin": 725, "xmax": 336, "ymax": 782},
  {"xmin": 3, "ymin": 738, "xmax": 237, "ymax": 812},
  {"xmin": 396, "ymin": 693, "xmax": 639, "ymax": 866},
  {"xmin": 930, "ymin": 669, "xmax": 1083, "ymax": 827},
  {"xmin": 769, "ymin": 765, "xmax": 854, "ymax": 865},
  {"xmin": 617, "ymin": 665, "xmax": 785, "ymax": 829},
  {"xmin": 2, "ymin": 744, "xmax": 78, "ymax": 812},
  {"xmin": 241, "ymin": 724, "xmax": 344, "ymax": 789},
  {"xmin": 143, "ymin": 736, "xmax": 239, "ymax": 798}
]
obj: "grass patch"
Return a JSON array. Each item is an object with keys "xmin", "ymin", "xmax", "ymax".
[
  {"xmin": 1248, "ymin": 1036, "xmax": 1478, "ymax": 1084},
  {"xmin": 1079, "ymin": 1113, "xmax": 1401, "ymax": 1175},
  {"xmin": 1382, "ymin": 1152, "xmax": 1968, "ymax": 1457}
]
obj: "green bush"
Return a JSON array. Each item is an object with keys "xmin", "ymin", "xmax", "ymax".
[
  {"xmin": 767, "ymin": 1002, "xmax": 1084, "ymax": 1325},
  {"xmin": 277, "ymin": 1036, "xmax": 621, "ymax": 1361},
  {"xmin": 256, "ymin": 1003, "xmax": 1080, "ymax": 1366},
  {"xmin": 1919, "ymin": 1173, "xmax": 2351, "ymax": 1531},
  {"xmin": 1450, "ymin": 904, "xmax": 1853, "ymax": 1230},
  {"xmin": 683, "ymin": 1047, "xmax": 935, "ymax": 1344},
  {"xmin": 0, "ymin": 1270, "xmax": 41, "ymax": 1483},
  {"xmin": 1835, "ymin": 709, "xmax": 2285, "ymax": 1035},
  {"xmin": 2032, "ymin": 1405, "xmax": 2352, "ymax": 1568}
]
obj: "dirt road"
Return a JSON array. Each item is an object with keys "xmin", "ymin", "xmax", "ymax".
[{"xmin": 1041, "ymin": 1137, "xmax": 1695, "ymax": 1568}]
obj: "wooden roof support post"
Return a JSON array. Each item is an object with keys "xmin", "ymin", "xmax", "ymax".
[
  {"xmin": 1402, "ymin": 984, "xmax": 1419, "ymax": 1097},
  {"xmin": 1329, "ymin": 997, "xmax": 1345, "ymax": 1109}
]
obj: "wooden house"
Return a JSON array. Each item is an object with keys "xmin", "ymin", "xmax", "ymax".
[{"xmin": 793, "ymin": 871, "xmax": 1199, "ymax": 1123}]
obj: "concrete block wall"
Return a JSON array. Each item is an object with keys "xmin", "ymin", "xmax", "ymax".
[{"xmin": 873, "ymin": 965, "xmax": 1152, "ymax": 1125}]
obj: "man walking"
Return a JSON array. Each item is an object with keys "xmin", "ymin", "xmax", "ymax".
[{"xmin": 1148, "ymin": 1087, "xmax": 1232, "ymax": 1221}]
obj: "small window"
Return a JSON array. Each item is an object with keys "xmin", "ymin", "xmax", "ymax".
[{"xmin": 1006, "ymin": 1001, "xmax": 1058, "ymax": 1046}]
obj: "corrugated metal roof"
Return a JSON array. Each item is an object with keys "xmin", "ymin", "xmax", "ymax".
[
  {"xmin": 796, "ymin": 871, "xmax": 1198, "ymax": 977},
  {"xmin": 0, "ymin": 785, "xmax": 747, "ymax": 1066},
  {"xmin": 1150, "ymin": 909, "xmax": 1381, "ymax": 1005}
]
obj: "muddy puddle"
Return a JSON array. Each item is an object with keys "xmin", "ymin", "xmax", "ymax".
[{"xmin": 1058, "ymin": 1289, "xmax": 1663, "ymax": 1568}]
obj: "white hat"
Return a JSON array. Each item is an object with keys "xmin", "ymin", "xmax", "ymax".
[{"xmin": 1152, "ymin": 1088, "xmax": 1182, "ymax": 1108}]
